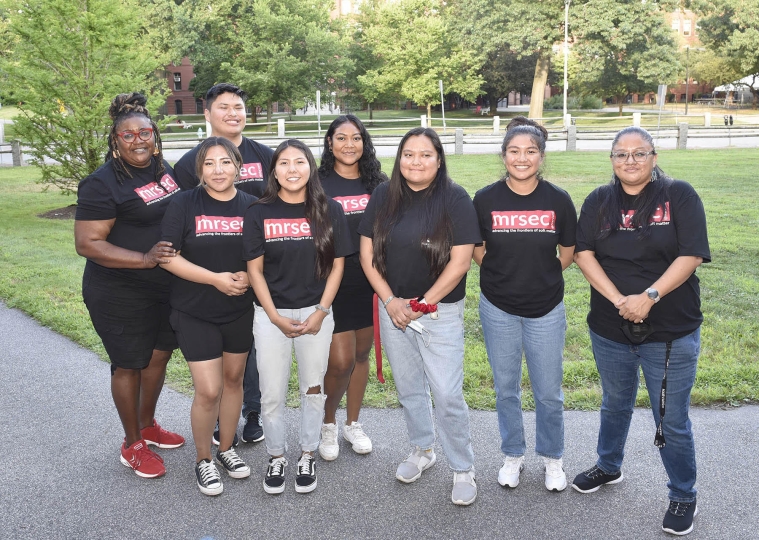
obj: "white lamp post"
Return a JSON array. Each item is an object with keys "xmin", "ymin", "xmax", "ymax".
[{"xmin": 563, "ymin": 0, "xmax": 571, "ymax": 126}]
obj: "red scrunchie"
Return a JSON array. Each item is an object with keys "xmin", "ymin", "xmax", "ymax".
[{"xmin": 409, "ymin": 298, "xmax": 438, "ymax": 314}]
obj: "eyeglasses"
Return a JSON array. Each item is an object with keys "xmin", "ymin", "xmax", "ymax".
[
  {"xmin": 116, "ymin": 127, "xmax": 154, "ymax": 143},
  {"xmin": 610, "ymin": 150, "xmax": 656, "ymax": 163}
]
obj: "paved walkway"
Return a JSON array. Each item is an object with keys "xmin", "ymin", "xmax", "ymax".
[{"xmin": 1, "ymin": 302, "xmax": 756, "ymax": 539}]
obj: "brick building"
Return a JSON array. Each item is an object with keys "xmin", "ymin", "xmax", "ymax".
[{"xmin": 165, "ymin": 57, "xmax": 204, "ymax": 116}]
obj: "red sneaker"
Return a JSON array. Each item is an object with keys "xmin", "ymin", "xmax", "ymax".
[
  {"xmin": 120, "ymin": 439, "xmax": 166, "ymax": 478},
  {"xmin": 141, "ymin": 418, "xmax": 185, "ymax": 449}
]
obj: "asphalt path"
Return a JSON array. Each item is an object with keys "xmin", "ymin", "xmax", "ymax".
[{"xmin": 1, "ymin": 302, "xmax": 756, "ymax": 539}]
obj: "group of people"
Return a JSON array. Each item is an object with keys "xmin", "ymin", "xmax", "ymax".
[{"xmin": 75, "ymin": 83, "xmax": 709, "ymax": 536}]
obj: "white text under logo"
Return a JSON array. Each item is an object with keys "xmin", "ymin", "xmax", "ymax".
[
  {"xmin": 333, "ymin": 194, "xmax": 369, "ymax": 214},
  {"xmin": 621, "ymin": 202, "xmax": 671, "ymax": 229},
  {"xmin": 491, "ymin": 210, "xmax": 556, "ymax": 232},
  {"xmin": 195, "ymin": 215, "xmax": 244, "ymax": 236},
  {"xmin": 264, "ymin": 218, "xmax": 312, "ymax": 241},
  {"xmin": 237, "ymin": 162, "xmax": 264, "ymax": 183},
  {"xmin": 134, "ymin": 174, "xmax": 180, "ymax": 205}
]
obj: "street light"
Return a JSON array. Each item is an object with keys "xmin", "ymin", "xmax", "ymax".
[
  {"xmin": 685, "ymin": 46, "xmax": 690, "ymax": 115},
  {"xmin": 563, "ymin": 0, "xmax": 571, "ymax": 125}
]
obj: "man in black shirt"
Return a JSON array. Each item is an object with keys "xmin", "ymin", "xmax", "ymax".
[{"xmin": 174, "ymin": 83, "xmax": 272, "ymax": 444}]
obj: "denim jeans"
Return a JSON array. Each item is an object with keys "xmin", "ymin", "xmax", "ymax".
[
  {"xmin": 589, "ymin": 327, "xmax": 700, "ymax": 503},
  {"xmin": 479, "ymin": 294, "xmax": 566, "ymax": 459},
  {"xmin": 253, "ymin": 304, "xmax": 334, "ymax": 456},
  {"xmin": 241, "ymin": 336, "xmax": 260, "ymax": 418},
  {"xmin": 379, "ymin": 299, "xmax": 474, "ymax": 472}
]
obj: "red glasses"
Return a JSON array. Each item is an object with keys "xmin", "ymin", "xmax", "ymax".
[{"xmin": 116, "ymin": 127, "xmax": 154, "ymax": 143}]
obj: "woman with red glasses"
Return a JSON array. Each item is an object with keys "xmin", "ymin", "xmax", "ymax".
[{"xmin": 75, "ymin": 93, "xmax": 191, "ymax": 479}]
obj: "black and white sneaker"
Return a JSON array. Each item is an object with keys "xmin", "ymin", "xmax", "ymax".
[
  {"xmin": 216, "ymin": 447, "xmax": 250, "ymax": 479},
  {"xmin": 295, "ymin": 453, "xmax": 317, "ymax": 493},
  {"xmin": 212, "ymin": 421, "xmax": 239, "ymax": 447},
  {"xmin": 571, "ymin": 465, "xmax": 623, "ymax": 493},
  {"xmin": 241, "ymin": 411, "xmax": 265, "ymax": 443},
  {"xmin": 195, "ymin": 459, "xmax": 223, "ymax": 496},
  {"xmin": 662, "ymin": 499, "xmax": 698, "ymax": 536},
  {"xmin": 264, "ymin": 456, "xmax": 287, "ymax": 495}
]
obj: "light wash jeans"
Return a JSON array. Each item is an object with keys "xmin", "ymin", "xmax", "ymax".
[
  {"xmin": 254, "ymin": 304, "xmax": 334, "ymax": 456},
  {"xmin": 379, "ymin": 299, "xmax": 474, "ymax": 472},
  {"xmin": 589, "ymin": 328, "xmax": 700, "ymax": 503},
  {"xmin": 479, "ymin": 294, "xmax": 566, "ymax": 459}
]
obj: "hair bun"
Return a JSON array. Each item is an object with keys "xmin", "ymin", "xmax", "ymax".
[{"xmin": 109, "ymin": 92, "xmax": 150, "ymax": 121}]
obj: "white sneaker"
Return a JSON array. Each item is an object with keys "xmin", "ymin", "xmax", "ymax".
[
  {"xmin": 318, "ymin": 423, "xmax": 339, "ymax": 461},
  {"xmin": 543, "ymin": 457, "xmax": 568, "ymax": 492},
  {"xmin": 498, "ymin": 455, "xmax": 525, "ymax": 488},
  {"xmin": 396, "ymin": 447, "xmax": 436, "ymax": 483},
  {"xmin": 451, "ymin": 469, "xmax": 477, "ymax": 506},
  {"xmin": 343, "ymin": 422, "xmax": 373, "ymax": 454}
]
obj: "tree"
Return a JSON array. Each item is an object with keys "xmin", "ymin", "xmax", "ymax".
[
  {"xmin": 359, "ymin": 0, "xmax": 482, "ymax": 122},
  {"xmin": 0, "ymin": 0, "xmax": 169, "ymax": 193},
  {"xmin": 690, "ymin": 0, "xmax": 759, "ymax": 108},
  {"xmin": 179, "ymin": 0, "xmax": 352, "ymax": 129},
  {"xmin": 570, "ymin": 0, "xmax": 680, "ymax": 114}
]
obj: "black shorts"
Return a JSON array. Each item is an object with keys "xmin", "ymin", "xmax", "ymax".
[
  {"xmin": 83, "ymin": 273, "xmax": 177, "ymax": 370},
  {"xmin": 170, "ymin": 307, "xmax": 254, "ymax": 362},
  {"xmin": 332, "ymin": 256, "xmax": 374, "ymax": 334}
]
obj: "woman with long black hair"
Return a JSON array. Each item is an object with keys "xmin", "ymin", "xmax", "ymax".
[
  {"xmin": 244, "ymin": 139, "xmax": 352, "ymax": 494},
  {"xmin": 358, "ymin": 127, "xmax": 481, "ymax": 506},
  {"xmin": 75, "ymin": 93, "xmax": 186, "ymax": 479},
  {"xmin": 317, "ymin": 115, "xmax": 387, "ymax": 461},
  {"xmin": 572, "ymin": 127, "xmax": 710, "ymax": 536}
]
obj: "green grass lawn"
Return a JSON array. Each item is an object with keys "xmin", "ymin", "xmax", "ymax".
[{"xmin": 1, "ymin": 148, "xmax": 757, "ymax": 410}]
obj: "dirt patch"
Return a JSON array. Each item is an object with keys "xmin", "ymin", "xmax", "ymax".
[{"xmin": 38, "ymin": 204, "xmax": 77, "ymax": 220}]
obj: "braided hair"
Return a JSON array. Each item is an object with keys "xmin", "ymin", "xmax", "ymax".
[{"xmin": 105, "ymin": 93, "xmax": 166, "ymax": 186}]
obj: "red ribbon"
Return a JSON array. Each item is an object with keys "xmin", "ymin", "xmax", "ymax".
[{"xmin": 372, "ymin": 294, "xmax": 384, "ymax": 383}]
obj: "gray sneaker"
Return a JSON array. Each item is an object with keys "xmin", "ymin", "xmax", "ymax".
[
  {"xmin": 396, "ymin": 447, "xmax": 436, "ymax": 483},
  {"xmin": 451, "ymin": 469, "xmax": 477, "ymax": 506}
]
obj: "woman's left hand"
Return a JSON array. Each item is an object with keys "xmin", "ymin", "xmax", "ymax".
[
  {"xmin": 299, "ymin": 309, "xmax": 327, "ymax": 335},
  {"xmin": 232, "ymin": 271, "xmax": 250, "ymax": 289},
  {"xmin": 617, "ymin": 293, "xmax": 653, "ymax": 323}
]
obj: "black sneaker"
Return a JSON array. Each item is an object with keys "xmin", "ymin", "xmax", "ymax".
[
  {"xmin": 216, "ymin": 447, "xmax": 250, "ymax": 479},
  {"xmin": 195, "ymin": 459, "xmax": 223, "ymax": 496},
  {"xmin": 571, "ymin": 465, "xmax": 624, "ymax": 493},
  {"xmin": 662, "ymin": 499, "xmax": 698, "ymax": 536},
  {"xmin": 263, "ymin": 456, "xmax": 287, "ymax": 495},
  {"xmin": 212, "ymin": 421, "xmax": 239, "ymax": 447},
  {"xmin": 241, "ymin": 411, "xmax": 265, "ymax": 443},
  {"xmin": 295, "ymin": 453, "xmax": 317, "ymax": 493}
]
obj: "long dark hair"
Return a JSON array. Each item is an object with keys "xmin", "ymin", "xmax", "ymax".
[
  {"xmin": 105, "ymin": 93, "xmax": 166, "ymax": 186},
  {"xmin": 597, "ymin": 127, "xmax": 671, "ymax": 239},
  {"xmin": 372, "ymin": 127, "xmax": 453, "ymax": 280},
  {"xmin": 258, "ymin": 139, "xmax": 335, "ymax": 280},
  {"xmin": 195, "ymin": 137, "xmax": 242, "ymax": 185},
  {"xmin": 318, "ymin": 114, "xmax": 387, "ymax": 193}
]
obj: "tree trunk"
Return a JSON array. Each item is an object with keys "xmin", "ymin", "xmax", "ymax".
[
  {"xmin": 486, "ymin": 90, "xmax": 499, "ymax": 115},
  {"xmin": 369, "ymin": 102, "xmax": 373, "ymax": 121},
  {"xmin": 528, "ymin": 55, "xmax": 550, "ymax": 121},
  {"xmin": 266, "ymin": 102, "xmax": 273, "ymax": 133},
  {"xmin": 427, "ymin": 103, "xmax": 432, "ymax": 126},
  {"xmin": 617, "ymin": 96, "xmax": 625, "ymax": 116},
  {"xmin": 250, "ymin": 108, "xmax": 257, "ymax": 124}
]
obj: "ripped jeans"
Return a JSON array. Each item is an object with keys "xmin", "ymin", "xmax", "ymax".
[{"xmin": 254, "ymin": 304, "xmax": 334, "ymax": 455}]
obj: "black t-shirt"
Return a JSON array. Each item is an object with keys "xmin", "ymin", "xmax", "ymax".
[
  {"xmin": 160, "ymin": 187, "xmax": 256, "ymax": 323},
  {"xmin": 242, "ymin": 197, "xmax": 352, "ymax": 308},
  {"xmin": 320, "ymin": 170, "xmax": 370, "ymax": 255},
  {"xmin": 76, "ymin": 159, "xmax": 187, "ymax": 290},
  {"xmin": 474, "ymin": 179, "xmax": 577, "ymax": 318},
  {"xmin": 173, "ymin": 137, "xmax": 274, "ymax": 198},
  {"xmin": 575, "ymin": 180, "xmax": 711, "ymax": 343},
  {"xmin": 357, "ymin": 182, "xmax": 481, "ymax": 303}
]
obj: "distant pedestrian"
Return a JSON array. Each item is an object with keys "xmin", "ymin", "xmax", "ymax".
[
  {"xmin": 358, "ymin": 128, "xmax": 481, "ymax": 506},
  {"xmin": 473, "ymin": 118, "xmax": 576, "ymax": 492},
  {"xmin": 75, "ymin": 93, "xmax": 187, "ymax": 479},
  {"xmin": 244, "ymin": 139, "xmax": 351, "ymax": 495},
  {"xmin": 317, "ymin": 115, "xmax": 387, "ymax": 462},
  {"xmin": 160, "ymin": 137, "xmax": 256, "ymax": 496},
  {"xmin": 572, "ymin": 127, "xmax": 710, "ymax": 536}
]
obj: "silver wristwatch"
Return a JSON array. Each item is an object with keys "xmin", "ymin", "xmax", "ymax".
[{"xmin": 645, "ymin": 288, "xmax": 660, "ymax": 303}]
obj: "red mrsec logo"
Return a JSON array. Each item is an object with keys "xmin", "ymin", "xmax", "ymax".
[
  {"xmin": 621, "ymin": 202, "xmax": 670, "ymax": 229},
  {"xmin": 491, "ymin": 210, "xmax": 556, "ymax": 231},
  {"xmin": 238, "ymin": 163, "xmax": 264, "ymax": 182},
  {"xmin": 334, "ymin": 194, "xmax": 370, "ymax": 215},
  {"xmin": 195, "ymin": 215, "xmax": 244, "ymax": 236},
  {"xmin": 134, "ymin": 174, "xmax": 180, "ymax": 205},
  {"xmin": 264, "ymin": 218, "xmax": 312, "ymax": 240}
]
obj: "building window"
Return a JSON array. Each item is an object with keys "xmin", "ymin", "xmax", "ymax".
[
  {"xmin": 175, "ymin": 100, "xmax": 183, "ymax": 115},
  {"xmin": 683, "ymin": 20, "xmax": 691, "ymax": 36},
  {"xmin": 671, "ymin": 20, "xmax": 680, "ymax": 32},
  {"xmin": 174, "ymin": 73, "xmax": 182, "ymax": 91},
  {"xmin": 196, "ymin": 99, "xmax": 204, "ymax": 114}
]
